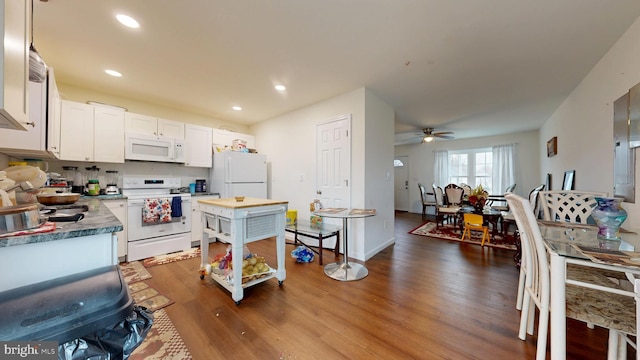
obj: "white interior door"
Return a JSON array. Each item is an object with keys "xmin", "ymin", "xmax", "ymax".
[
  {"xmin": 316, "ymin": 114, "xmax": 351, "ymax": 212},
  {"xmin": 394, "ymin": 156, "xmax": 409, "ymax": 211}
]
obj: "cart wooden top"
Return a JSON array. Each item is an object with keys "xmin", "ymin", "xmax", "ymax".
[{"xmin": 198, "ymin": 197, "xmax": 288, "ymax": 209}]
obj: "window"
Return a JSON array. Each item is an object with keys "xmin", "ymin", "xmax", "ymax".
[
  {"xmin": 449, "ymin": 148, "xmax": 493, "ymax": 192},
  {"xmin": 394, "ymin": 159, "xmax": 404, "ymax": 167}
]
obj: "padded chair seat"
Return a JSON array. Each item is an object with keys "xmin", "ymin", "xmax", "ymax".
[{"xmin": 438, "ymin": 206, "xmax": 460, "ymax": 214}]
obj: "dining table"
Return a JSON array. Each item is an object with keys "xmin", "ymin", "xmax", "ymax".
[{"xmin": 539, "ymin": 220, "xmax": 640, "ymax": 359}]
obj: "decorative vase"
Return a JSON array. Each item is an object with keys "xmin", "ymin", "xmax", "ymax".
[
  {"xmin": 591, "ymin": 197, "xmax": 627, "ymax": 241},
  {"xmin": 473, "ymin": 198, "xmax": 486, "ymax": 213}
]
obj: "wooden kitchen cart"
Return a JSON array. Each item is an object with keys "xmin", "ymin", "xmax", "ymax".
[{"xmin": 198, "ymin": 197, "xmax": 288, "ymax": 304}]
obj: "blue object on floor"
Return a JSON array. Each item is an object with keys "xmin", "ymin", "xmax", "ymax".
[{"xmin": 291, "ymin": 246, "xmax": 314, "ymax": 263}]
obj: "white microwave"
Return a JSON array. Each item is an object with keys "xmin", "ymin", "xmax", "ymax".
[{"xmin": 125, "ymin": 133, "xmax": 185, "ymax": 163}]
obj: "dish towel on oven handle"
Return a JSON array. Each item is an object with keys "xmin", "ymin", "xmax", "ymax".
[
  {"xmin": 171, "ymin": 196, "xmax": 182, "ymax": 218},
  {"xmin": 143, "ymin": 198, "xmax": 172, "ymax": 224}
]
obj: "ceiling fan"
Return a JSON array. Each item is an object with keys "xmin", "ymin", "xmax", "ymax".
[{"xmin": 419, "ymin": 128, "xmax": 454, "ymax": 143}]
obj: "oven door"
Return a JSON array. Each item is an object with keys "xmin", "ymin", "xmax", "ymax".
[{"xmin": 127, "ymin": 195, "xmax": 191, "ymax": 241}]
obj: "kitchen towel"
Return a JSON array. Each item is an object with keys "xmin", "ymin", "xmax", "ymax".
[
  {"xmin": 171, "ymin": 196, "xmax": 182, "ymax": 218},
  {"xmin": 144, "ymin": 198, "xmax": 172, "ymax": 224}
]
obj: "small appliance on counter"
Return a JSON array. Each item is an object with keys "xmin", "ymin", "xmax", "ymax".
[
  {"xmin": 85, "ymin": 166, "xmax": 100, "ymax": 196},
  {"xmin": 105, "ymin": 170, "xmax": 119, "ymax": 195}
]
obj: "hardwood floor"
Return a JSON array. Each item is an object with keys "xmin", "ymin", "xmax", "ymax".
[{"xmin": 142, "ymin": 211, "xmax": 620, "ymax": 359}]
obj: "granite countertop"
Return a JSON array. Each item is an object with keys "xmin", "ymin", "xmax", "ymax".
[
  {"xmin": 0, "ymin": 198, "xmax": 123, "ymax": 248},
  {"xmin": 188, "ymin": 192, "xmax": 220, "ymax": 197}
]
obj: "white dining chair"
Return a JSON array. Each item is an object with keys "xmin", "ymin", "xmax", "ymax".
[
  {"xmin": 539, "ymin": 190, "xmax": 606, "ymax": 224},
  {"xmin": 509, "ymin": 185, "xmax": 545, "ymax": 311},
  {"xmin": 506, "ymin": 193, "xmax": 636, "ymax": 360}
]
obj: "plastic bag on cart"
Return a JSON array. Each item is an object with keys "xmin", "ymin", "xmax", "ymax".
[{"xmin": 58, "ymin": 306, "xmax": 154, "ymax": 360}]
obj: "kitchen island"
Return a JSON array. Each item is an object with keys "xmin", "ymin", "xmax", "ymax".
[
  {"xmin": 0, "ymin": 198, "xmax": 123, "ymax": 292},
  {"xmin": 198, "ymin": 197, "xmax": 288, "ymax": 304}
]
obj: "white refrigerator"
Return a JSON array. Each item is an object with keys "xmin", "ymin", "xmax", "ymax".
[{"xmin": 210, "ymin": 152, "xmax": 268, "ymax": 198}]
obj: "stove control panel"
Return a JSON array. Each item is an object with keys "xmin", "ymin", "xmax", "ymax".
[{"xmin": 122, "ymin": 177, "xmax": 181, "ymax": 189}]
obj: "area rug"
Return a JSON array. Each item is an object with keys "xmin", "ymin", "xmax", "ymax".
[
  {"xmin": 129, "ymin": 281, "xmax": 175, "ymax": 312},
  {"xmin": 130, "ymin": 309, "xmax": 193, "ymax": 360},
  {"xmin": 120, "ymin": 261, "xmax": 152, "ymax": 283},
  {"xmin": 409, "ymin": 221, "xmax": 516, "ymax": 250},
  {"xmin": 143, "ymin": 247, "xmax": 201, "ymax": 268}
]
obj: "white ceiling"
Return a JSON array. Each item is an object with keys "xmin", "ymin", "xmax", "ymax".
[{"xmin": 32, "ymin": 1, "xmax": 640, "ymax": 144}]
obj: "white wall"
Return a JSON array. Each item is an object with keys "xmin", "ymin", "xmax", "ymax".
[
  {"xmin": 395, "ymin": 130, "xmax": 540, "ymax": 214},
  {"xmin": 540, "ymin": 16, "xmax": 640, "ymax": 230},
  {"xmin": 251, "ymin": 87, "xmax": 396, "ymax": 261},
  {"xmin": 363, "ymin": 89, "xmax": 396, "ymax": 259}
]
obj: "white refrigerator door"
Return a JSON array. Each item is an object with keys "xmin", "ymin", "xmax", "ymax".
[
  {"xmin": 225, "ymin": 152, "xmax": 267, "ymax": 183},
  {"xmin": 225, "ymin": 182, "xmax": 267, "ymax": 198}
]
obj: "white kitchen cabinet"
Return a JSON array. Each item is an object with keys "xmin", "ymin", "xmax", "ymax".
[
  {"xmin": 104, "ymin": 199, "xmax": 128, "ymax": 260},
  {"xmin": 159, "ymin": 118, "xmax": 184, "ymax": 138},
  {"xmin": 191, "ymin": 194, "xmax": 220, "ymax": 245},
  {"xmin": 184, "ymin": 124, "xmax": 212, "ymax": 167},
  {"xmin": 46, "ymin": 68, "xmax": 61, "ymax": 158},
  {"xmin": 59, "ymin": 100, "xmax": 125, "ymax": 162},
  {"xmin": 0, "ymin": 67, "xmax": 61, "ymax": 158},
  {"xmin": 125, "ymin": 112, "xmax": 184, "ymax": 139},
  {"xmin": 0, "ymin": 0, "xmax": 30, "ymax": 131},
  {"xmin": 212, "ymin": 128, "xmax": 255, "ymax": 149},
  {"xmin": 59, "ymin": 101, "xmax": 93, "ymax": 161},
  {"xmin": 94, "ymin": 106, "xmax": 125, "ymax": 163}
]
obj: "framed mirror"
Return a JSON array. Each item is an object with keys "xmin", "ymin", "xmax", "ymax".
[
  {"xmin": 614, "ymin": 92, "xmax": 635, "ymax": 202},
  {"xmin": 562, "ymin": 170, "xmax": 575, "ymax": 191},
  {"xmin": 629, "ymin": 82, "xmax": 640, "ymax": 148}
]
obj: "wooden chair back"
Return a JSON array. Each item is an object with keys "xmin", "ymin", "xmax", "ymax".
[{"xmin": 444, "ymin": 184, "xmax": 464, "ymax": 206}]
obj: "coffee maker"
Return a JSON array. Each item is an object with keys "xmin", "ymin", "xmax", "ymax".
[{"xmin": 105, "ymin": 170, "xmax": 119, "ymax": 195}]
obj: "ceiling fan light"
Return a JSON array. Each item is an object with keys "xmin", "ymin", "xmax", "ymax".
[{"xmin": 424, "ymin": 135, "xmax": 434, "ymax": 143}]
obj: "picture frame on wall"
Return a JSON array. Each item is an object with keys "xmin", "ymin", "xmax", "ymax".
[{"xmin": 547, "ymin": 137, "xmax": 557, "ymax": 157}]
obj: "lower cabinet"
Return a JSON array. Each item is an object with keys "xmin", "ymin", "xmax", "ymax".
[
  {"xmin": 191, "ymin": 195, "xmax": 220, "ymax": 246},
  {"xmin": 104, "ymin": 199, "xmax": 128, "ymax": 260}
]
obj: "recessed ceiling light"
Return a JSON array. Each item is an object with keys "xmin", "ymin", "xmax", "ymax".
[
  {"xmin": 275, "ymin": 85, "xmax": 286, "ymax": 91},
  {"xmin": 105, "ymin": 69, "xmax": 122, "ymax": 77},
  {"xmin": 116, "ymin": 14, "xmax": 139, "ymax": 29},
  {"xmin": 232, "ymin": 106, "xmax": 242, "ymax": 111}
]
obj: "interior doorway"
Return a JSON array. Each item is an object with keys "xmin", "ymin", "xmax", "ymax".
[{"xmin": 394, "ymin": 156, "xmax": 409, "ymax": 211}]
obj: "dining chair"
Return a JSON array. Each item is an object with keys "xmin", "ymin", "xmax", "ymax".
[
  {"xmin": 417, "ymin": 183, "xmax": 436, "ymax": 217},
  {"xmin": 459, "ymin": 183, "xmax": 472, "ymax": 201},
  {"xmin": 505, "ymin": 193, "xmax": 636, "ymax": 360},
  {"xmin": 432, "ymin": 184, "xmax": 460, "ymax": 227},
  {"xmin": 444, "ymin": 183, "xmax": 464, "ymax": 206},
  {"xmin": 539, "ymin": 190, "xmax": 606, "ymax": 224},
  {"xmin": 487, "ymin": 183, "xmax": 516, "ymax": 211},
  {"xmin": 460, "ymin": 213, "xmax": 489, "ymax": 246},
  {"xmin": 505, "ymin": 184, "xmax": 545, "ymax": 311}
]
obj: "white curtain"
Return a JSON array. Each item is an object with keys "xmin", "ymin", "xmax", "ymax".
[
  {"xmin": 433, "ymin": 150, "xmax": 449, "ymax": 188},
  {"xmin": 492, "ymin": 144, "xmax": 516, "ymax": 194}
]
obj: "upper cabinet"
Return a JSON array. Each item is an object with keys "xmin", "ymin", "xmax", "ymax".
[
  {"xmin": 184, "ymin": 124, "xmax": 212, "ymax": 167},
  {"xmin": 0, "ymin": 0, "xmax": 30, "ymax": 131},
  {"xmin": 59, "ymin": 100, "xmax": 125, "ymax": 163},
  {"xmin": 125, "ymin": 112, "xmax": 184, "ymax": 139},
  {"xmin": 46, "ymin": 68, "xmax": 61, "ymax": 158},
  {"xmin": 0, "ymin": 67, "xmax": 59, "ymax": 158},
  {"xmin": 211, "ymin": 128, "xmax": 255, "ymax": 149}
]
